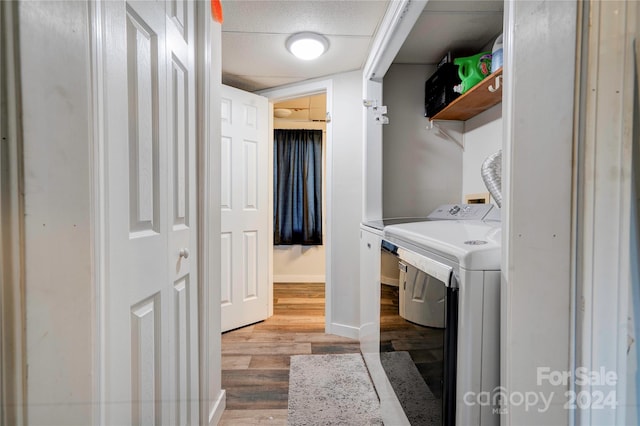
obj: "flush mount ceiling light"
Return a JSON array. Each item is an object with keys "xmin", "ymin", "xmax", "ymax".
[
  {"xmin": 286, "ymin": 32, "xmax": 329, "ymax": 61},
  {"xmin": 274, "ymin": 108, "xmax": 292, "ymax": 118}
]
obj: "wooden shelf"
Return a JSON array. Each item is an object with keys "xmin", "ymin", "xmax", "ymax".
[{"xmin": 430, "ymin": 68, "xmax": 503, "ymax": 121}]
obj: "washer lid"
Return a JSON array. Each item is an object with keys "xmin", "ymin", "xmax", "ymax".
[
  {"xmin": 361, "ymin": 217, "xmax": 431, "ymax": 231},
  {"xmin": 383, "ymin": 220, "xmax": 502, "ymax": 270}
]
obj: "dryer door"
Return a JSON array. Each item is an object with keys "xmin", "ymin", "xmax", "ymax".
[{"xmin": 380, "ymin": 242, "xmax": 459, "ymax": 426}]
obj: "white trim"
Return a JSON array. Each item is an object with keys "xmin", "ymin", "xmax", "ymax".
[
  {"xmin": 362, "ymin": 79, "xmax": 383, "ymax": 222},
  {"xmin": 257, "ymin": 78, "xmax": 331, "ymax": 102},
  {"xmin": 208, "ymin": 389, "xmax": 226, "ymax": 425},
  {"xmin": 0, "ymin": 2, "xmax": 26, "ymax": 424},
  {"xmin": 327, "ymin": 322, "xmax": 360, "ymax": 340},
  {"xmin": 259, "ymin": 79, "xmax": 334, "ymax": 334},
  {"xmin": 88, "ymin": 0, "xmax": 107, "ymax": 423},
  {"xmin": 273, "ymin": 275, "xmax": 326, "ymax": 284},
  {"xmin": 362, "ymin": 0, "xmax": 425, "ymax": 82},
  {"xmin": 360, "ymin": 1, "xmax": 424, "ymax": 223},
  {"xmin": 196, "ymin": 1, "xmax": 225, "ymax": 424},
  {"xmin": 500, "ymin": 4, "xmax": 515, "ymax": 423},
  {"xmin": 0, "ymin": 2, "xmax": 27, "ymax": 426},
  {"xmin": 568, "ymin": 3, "xmax": 588, "ymax": 426},
  {"xmin": 362, "ymin": 0, "xmax": 404, "ymax": 80},
  {"xmin": 575, "ymin": 1, "xmax": 638, "ymax": 424},
  {"xmin": 267, "ymin": 104, "xmax": 274, "ymax": 318}
]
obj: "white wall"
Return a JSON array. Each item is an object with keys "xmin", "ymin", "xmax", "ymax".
[
  {"xmin": 501, "ymin": 0, "xmax": 577, "ymax": 424},
  {"xmin": 462, "ymin": 104, "xmax": 502, "ymax": 202},
  {"xmin": 382, "ymin": 64, "xmax": 463, "ymax": 218},
  {"xmin": 328, "ymin": 70, "xmax": 364, "ymax": 335},
  {"xmin": 260, "ymin": 70, "xmax": 364, "ymax": 337},
  {"xmin": 19, "ymin": 2, "xmax": 94, "ymax": 424},
  {"xmin": 382, "ymin": 65, "xmax": 503, "ymax": 212},
  {"xmin": 273, "ymin": 246, "xmax": 326, "ymax": 282},
  {"xmin": 273, "ymin": 120, "xmax": 326, "ymax": 283}
]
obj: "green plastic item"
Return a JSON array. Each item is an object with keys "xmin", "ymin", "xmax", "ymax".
[{"xmin": 453, "ymin": 52, "xmax": 492, "ymax": 94}]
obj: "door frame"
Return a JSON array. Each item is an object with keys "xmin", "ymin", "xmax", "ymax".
[
  {"xmin": 194, "ymin": 2, "xmax": 226, "ymax": 425},
  {"xmin": 258, "ymin": 79, "xmax": 334, "ymax": 331},
  {"xmin": 88, "ymin": 1, "xmax": 106, "ymax": 422},
  {"xmin": 0, "ymin": 1, "xmax": 26, "ymax": 424},
  {"xmin": 574, "ymin": 1, "xmax": 639, "ymax": 424}
]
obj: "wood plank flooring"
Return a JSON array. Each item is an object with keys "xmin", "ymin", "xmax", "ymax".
[
  {"xmin": 219, "ymin": 283, "xmax": 359, "ymax": 425},
  {"xmin": 219, "ymin": 282, "xmax": 439, "ymax": 424}
]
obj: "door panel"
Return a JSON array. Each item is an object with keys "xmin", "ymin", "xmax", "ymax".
[
  {"xmin": 243, "ymin": 139, "xmax": 258, "ymax": 209},
  {"xmin": 131, "ymin": 294, "xmax": 162, "ymax": 425},
  {"xmin": 220, "ymin": 232, "xmax": 233, "ymax": 304},
  {"xmin": 243, "ymin": 231, "xmax": 259, "ymax": 298},
  {"xmin": 166, "ymin": 0, "xmax": 198, "ymax": 422},
  {"xmin": 126, "ymin": 3, "xmax": 163, "ymax": 237},
  {"xmin": 221, "ymin": 85, "xmax": 269, "ymax": 332},
  {"xmin": 105, "ymin": 3, "xmax": 169, "ymax": 423},
  {"xmin": 221, "ymin": 136, "xmax": 232, "ymax": 209},
  {"xmin": 103, "ymin": 0, "xmax": 198, "ymax": 424}
]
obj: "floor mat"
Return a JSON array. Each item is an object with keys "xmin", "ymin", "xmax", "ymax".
[{"xmin": 288, "ymin": 353, "xmax": 383, "ymax": 425}]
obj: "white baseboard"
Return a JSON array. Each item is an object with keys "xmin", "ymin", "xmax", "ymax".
[
  {"xmin": 208, "ymin": 389, "xmax": 226, "ymax": 425},
  {"xmin": 273, "ymin": 274, "xmax": 325, "ymax": 283},
  {"xmin": 328, "ymin": 321, "xmax": 360, "ymax": 340}
]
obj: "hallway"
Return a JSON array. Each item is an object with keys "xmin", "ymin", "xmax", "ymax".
[{"xmin": 219, "ymin": 283, "xmax": 360, "ymax": 424}]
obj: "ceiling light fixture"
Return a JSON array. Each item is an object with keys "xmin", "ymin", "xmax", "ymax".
[
  {"xmin": 286, "ymin": 32, "xmax": 329, "ymax": 61},
  {"xmin": 274, "ymin": 108, "xmax": 292, "ymax": 118}
]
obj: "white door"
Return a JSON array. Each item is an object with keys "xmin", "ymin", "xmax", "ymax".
[
  {"xmin": 220, "ymin": 85, "xmax": 269, "ymax": 332},
  {"xmin": 102, "ymin": 0, "xmax": 198, "ymax": 424}
]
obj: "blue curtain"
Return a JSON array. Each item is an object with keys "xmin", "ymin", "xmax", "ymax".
[{"xmin": 273, "ymin": 129, "xmax": 323, "ymax": 245}]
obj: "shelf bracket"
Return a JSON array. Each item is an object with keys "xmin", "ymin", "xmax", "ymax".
[
  {"xmin": 488, "ymin": 75, "xmax": 502, "ymax": 93},
  {"xmin": 427, "ymin": 120, "xmax": 464, "ymax": 149}
]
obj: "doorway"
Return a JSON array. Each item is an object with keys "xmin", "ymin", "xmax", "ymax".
[
  {"xmin": 272, "ymin": 94, "xmax": 327, "ymax": 286},
  {"xmin": 259, "ymin": 79, "xmax": 334, "ymax": 331}
]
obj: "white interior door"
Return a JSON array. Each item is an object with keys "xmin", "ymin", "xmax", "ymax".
[
  {"xmin": 220, "ymin": 85, "xmax": 269, "ymax": 332},
  {"xmin": 102, "ymin": 0, "xmax": 198, "ymax": 424}
]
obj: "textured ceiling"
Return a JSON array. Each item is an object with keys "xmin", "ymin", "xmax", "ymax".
[
  {"xmin": 221, "ymin": 0, "xmax": 390, "ymax": 92},
  {"xmin": 394, "ymin": 1, "xmax": 504, "ymax": 64},
  {"xmin": 221, "ymin": 0, "xmax": 504, "ymax": 93},
  {"xmin": 274, "ymin": 93, "xmax": 327, "ymax": 122}
]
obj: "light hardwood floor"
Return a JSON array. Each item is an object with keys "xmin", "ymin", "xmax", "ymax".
[
  {"xmin": 219, "ymin": 283, "xmax": 360, "ymax": 425},
  {"xmin": 219, "ymin": 282, "xmax": 437, "ymax": 425}
]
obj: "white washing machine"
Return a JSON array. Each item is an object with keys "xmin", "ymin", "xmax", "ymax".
[{"xmin": 382, "ymin": 218, "xmax": 501, "ymax": 426}]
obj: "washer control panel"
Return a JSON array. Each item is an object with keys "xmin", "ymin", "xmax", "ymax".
[{"xmin": 427, "ymin": 203, "xmax": 495, "ymax": 220}]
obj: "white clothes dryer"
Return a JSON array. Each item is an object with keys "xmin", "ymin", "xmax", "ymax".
[{"xmin": 382, "ymin": 219, "xmax": 501, "ymax": 426}]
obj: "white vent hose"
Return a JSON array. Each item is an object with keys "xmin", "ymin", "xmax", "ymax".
[{"xmin": 481, "ymin": 150, "xmax": 502, "ymax": 208}]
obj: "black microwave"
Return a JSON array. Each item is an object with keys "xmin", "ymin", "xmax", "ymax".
[{"xmin": 424, "ymin": 62, "xmax": 461, "ymax": 118}]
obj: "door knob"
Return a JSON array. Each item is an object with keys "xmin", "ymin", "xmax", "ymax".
[{"xmin": 179, "ymin": 248, "xmax": 190, "ymax": 259}]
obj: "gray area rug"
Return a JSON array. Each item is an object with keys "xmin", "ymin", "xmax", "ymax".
[
  {"xmin": 380, "ymin": 351, "xmax": 442, "ymax": 425},
  {"xmin": 288, "ymin": 353, "xmax": 383, "ymax": 425}
]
